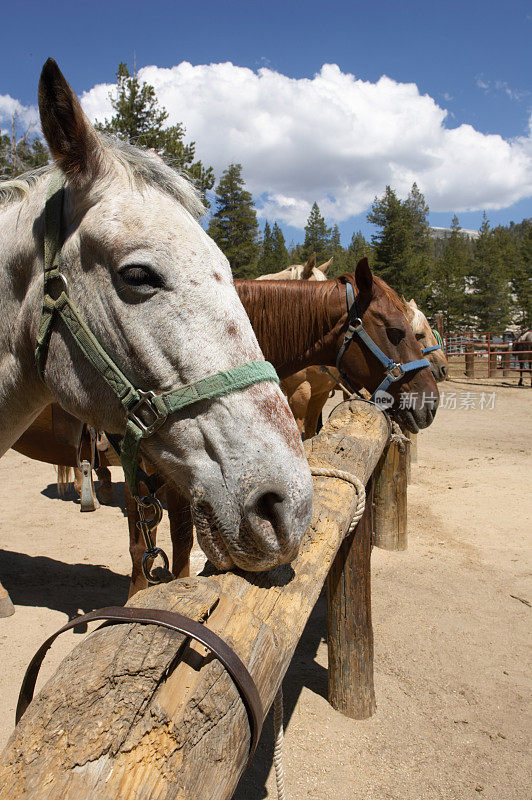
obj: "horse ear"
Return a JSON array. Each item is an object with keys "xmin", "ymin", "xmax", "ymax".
[
  {"xmin": 38, "ymin": 59, "xmax": 102, "ymax": 185},
  {"xmin": 402, "ymin": 297, "xmax": 415, "ymax": 322},
  {"xmin": 302, "ymin": 253, "xmax": 316, "ymax": 279},
  {"xmin": 354, "ymin": 257, "xmax": 373, "ymax": 296},
  {"xmin": 409, "ymin": 298, "xmax": 418, "ymax": 309},
  {"xmin": 318, "ymin": 257, "xmax": 333, "ymax": 275}
]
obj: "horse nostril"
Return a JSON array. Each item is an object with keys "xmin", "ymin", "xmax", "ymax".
[
  {"xmin": 441, "ymin": 365, "xmax": 448, "ymax": 378},
  {"xmin": 243, "ymin": 483, "xmax": 295, "ymax": 553},
  {"xmin": 244, "ymin": 483, "xmax": 285, "ymax": 526}
]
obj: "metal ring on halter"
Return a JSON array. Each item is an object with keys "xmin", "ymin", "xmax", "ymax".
[
  {"xmin": 46, "ymin": 272, "xmax": 69, "ymax": 301},
  {"xmin": 136, "ymin": 495, "xmax": 164, "ymax": 528},
  {"xmin": 142, "ymin": 547, "xmax": 171, "ymax": 582}
]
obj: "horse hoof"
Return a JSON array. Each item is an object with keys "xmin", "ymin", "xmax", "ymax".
[{"xmin": 0, "ymin": 594, "xmax": 15, "ymax": 617}]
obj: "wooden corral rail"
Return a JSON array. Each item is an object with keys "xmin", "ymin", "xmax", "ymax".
[{"xmin": 0, "ymin": 400, "xmax": 393, "ymax": 800}]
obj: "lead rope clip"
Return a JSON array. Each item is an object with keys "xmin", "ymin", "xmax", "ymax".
[{"xmin": 135, "ymin": 495, "xmax": 174, "ymax": 584}]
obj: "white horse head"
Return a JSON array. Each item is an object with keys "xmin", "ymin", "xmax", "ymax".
[
  {"xmin": 258, "ymin": 252, "xmax": 332, "ymax": 281},
  {"xmin": 402, "ymin": 298, "xmax": 448, "ymax": 382},
  {"xmin": 0, "ymin": 59, "xmax": 312, "ymax": 571}
]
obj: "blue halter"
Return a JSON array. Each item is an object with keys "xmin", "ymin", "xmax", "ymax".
[
  {"xmin": 422, "ymin": 328, "xmax": 444, "ymax": 355},
  {"xmin": 336, "ymin": 282, "xmax": 431, "ymax": 400}
]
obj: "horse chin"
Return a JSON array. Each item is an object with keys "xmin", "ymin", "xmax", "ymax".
[
  {"xmin": 395, "ymin": 404, "xmax": 436, "ymax": 433},
  {"xmin": 191, "ymin": 500, "xmax": 296, "ymax": 572}
]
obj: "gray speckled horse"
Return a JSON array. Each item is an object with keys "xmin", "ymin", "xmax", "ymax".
[{"xmin": 0, "ymin": 60, "xmax": 312, "ymax": 578}]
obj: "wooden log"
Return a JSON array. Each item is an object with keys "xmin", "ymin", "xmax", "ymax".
[
  {"xmin": 465, "ymin": 343, "xmax": 475, "ymax": 377},
  {"xmin": 410, "ymin": 432, "xmax": 418, "ymax": 463},
  {"xmin": 0, "ymin": 399, "xmax": 389, "ymax": 800},
  {"xmin": 326, "ymin": 479, "xmax": 375, "ymax": 718},
  {"xmin": 0, "ymin": 581, "xmax": 15, "ymax": 618},
  {"xmin": 502, "ymin": 348, "xmax": 511, "ymax": 377},
  {"xmin": 371, "ymin": 441, "xmax": 408, "ymax": 551},
  {"xmin": 404, "ymin": 429, "xmax": 412, "ymax": 484},
  {"xmin": 488, "ymin": 336, "xmax": 497, "ymax": 378}
]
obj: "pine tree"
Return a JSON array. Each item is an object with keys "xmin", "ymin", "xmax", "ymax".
[
  {"xmin": 507, "ymin": 219, "xmax": 531, "ymax": 328},
  {"xmin": 345, "ymin": 230, "xmax": 373, "ymax": 272},
  {"xmin": 257, "ymin": 221, "xmax": 275, "ymax": 274},
  {"xmin": 429, "ymin": 215, "xmax": 472, "ymax": 332},
  {"xmin": 207, "ymin": 163, "xmax": 260, "ymax": 278},
  {"xmin": 95, "ymin": 62, "xmax": 214, "ymax": 203},
  {"xmin": 469, "ymin": 214, "xmax": 511, "ymax": 330},
  {"xmin": 302, "ymin": 202, "xmax": 331, "ymax": 262},
  {"xmin": 327, "ymin": 223, "xmax": 347, "ymax": 276},
  {"xmin": 368, "ymin": 184, "xmax": 434, "ymax": 303},
  {"xmin": 271, "ymin": 223, "xmax": 289, "ymax": 269}
]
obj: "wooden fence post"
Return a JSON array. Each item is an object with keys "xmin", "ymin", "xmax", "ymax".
[
  {"xmin": 410, "ymin": 433, "xmax": 418, "ymax": 463},
  {"xmin": 465, "ymin": 343, "xmax": 475, "ymax": 377},
  {"xmin": 371, "ymin": 441, "xmax": 408, "ymax": 552},
  {"xmin": 502, "ymin": 348, "xmax": 511, "ymax": 377},
  {"xmin": 0, "ymin": 400, "xmax": 390, "ymax": 800},
  {"xmin": 488, "ymin": 335, "xmax": 497, "ymax": 378},
  {"xmin": 326, "ymin": 480, "xmax": 375, "ymax": 718}
]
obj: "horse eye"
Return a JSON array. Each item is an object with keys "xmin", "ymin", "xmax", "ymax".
[
  {"xmin": 415, "ymin": 332, "xmax": 424, "ymax": 341},
  {"xmin": 119, "ymin": 265, "xmax": 163, "ymax": 289},
  {"xmin": 386, "ymin": 327, "xmax": 405, "ymax": 346}
]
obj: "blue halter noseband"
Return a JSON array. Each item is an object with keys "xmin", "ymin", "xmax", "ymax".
[
  {"xmin": 422, "ymin": 328, "xmax": 444, "ymax": 355},
  {"xmin": 335, "ymin": 282, "xmax": 431, "ymax": 400}
]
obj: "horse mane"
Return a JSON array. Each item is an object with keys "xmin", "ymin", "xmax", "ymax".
[
  {"xmin": 0, "ymin": 134, "xmax": 204, "ymax": 219},
  {"xmin": 236, "ymin": 279, "xmax": 339, "ymax": 366},
  {"xmin": 237, "ymin": 273, "xmax": 408, "ymax": 366}
]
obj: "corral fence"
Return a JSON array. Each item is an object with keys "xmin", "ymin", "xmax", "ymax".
[{"xmin": 443, "ymin": 330, "xmax": 531, "ymax": 380}]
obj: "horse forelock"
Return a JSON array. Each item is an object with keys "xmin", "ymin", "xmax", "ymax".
[{"xmin": 0, "ymin": 134, "xmax": 204, "ymax": 220}]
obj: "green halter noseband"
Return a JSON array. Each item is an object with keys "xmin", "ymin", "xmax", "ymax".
[{"xmin": 36, "ymin": 172, "xmax": 279, "ymax": 495}]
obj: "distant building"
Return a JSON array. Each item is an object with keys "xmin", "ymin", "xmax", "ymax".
[{"xmin": 430, "ymin": 226, "xmax": 479, "ymax": 241}]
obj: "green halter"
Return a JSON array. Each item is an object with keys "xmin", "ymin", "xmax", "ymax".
[{"xmin": 36, "ymin": 172, "xmax": 279, "ymax": 494}]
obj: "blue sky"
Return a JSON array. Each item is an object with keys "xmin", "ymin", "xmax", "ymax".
[{"xmin": 1, "ymin": 0, "xmax": 531, "ymax": 244}]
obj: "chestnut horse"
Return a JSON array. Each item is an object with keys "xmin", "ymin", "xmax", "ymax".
[{"xmin": 15, "ymin": 259, "xmax": 439, "ymax": 594}]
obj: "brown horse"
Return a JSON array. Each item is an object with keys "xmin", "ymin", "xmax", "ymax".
[
  {"xmin": 16, "ymin": 259, "xmax": 439, "ymax": 594},
  {"xmin": 513, "ymin": 331, "xmax": 532, "ymax": 386}
]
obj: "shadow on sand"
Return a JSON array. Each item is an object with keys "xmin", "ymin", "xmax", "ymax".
[
  {"xmin": 0, "ymin": 549, "xmax": 130, "ymax": 631},
  {"xmin": 40, "ymin": 480, "xmax": 127, "ymax": 515},
  {"xmin": 233, "ymin": 590, "xmax": 329, "ymax": 799}
]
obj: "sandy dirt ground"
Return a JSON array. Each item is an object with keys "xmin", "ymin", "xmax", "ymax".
[{"xmin": 0, "ymin": 378, "xmax": 530, "ymax": 799}]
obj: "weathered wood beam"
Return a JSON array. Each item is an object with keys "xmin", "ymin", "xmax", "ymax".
[
  {"xmin": 0, "ymin": 400, "xmax": 389, "ymax": 800},
  {"xmin": 372, "ymin": 441, "xmax": 408, "ymax": 551}
]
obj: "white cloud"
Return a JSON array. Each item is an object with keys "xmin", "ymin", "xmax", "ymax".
[
  {"xmin": 0, "ymin": 95, "xmax": 39, "ymax": 135},
  {"xmin": 476, "ymin": 74, "xmax": 530, "ymax": 102},
  {"xmin": 78, "ymin": 62, "xmax": 531, "ymax": 226}
]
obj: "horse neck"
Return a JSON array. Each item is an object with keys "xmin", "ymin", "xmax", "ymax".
[
  {"xmin": 0, "ymin": 190, "xmax": 51, "ymax": 454},
  {"xmin": 235, "ymin": 279, "xmax": 345, "ymax": 378}
]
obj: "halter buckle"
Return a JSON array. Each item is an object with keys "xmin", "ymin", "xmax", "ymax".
[
  {"xmin": 127, "ymin": 390, "xmax": 167, "ymax": 437},
  {"xmin": 389, "ymin": 364, "xmax": 405, "ymax": 381}
]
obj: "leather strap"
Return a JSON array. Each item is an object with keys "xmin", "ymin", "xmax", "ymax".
[{"xmin": 16, "ymin": 606, "xmax": 264, "ymax": 765}]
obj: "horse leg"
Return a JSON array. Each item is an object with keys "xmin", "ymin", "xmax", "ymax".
[
  {"xmin": 73, "ymin": 466, "xmax": 82, "ymax": 496},
  {"xmin": 166, "ymin": 488, "xmax": 193, "ymax": 578},
  {"xmin": 287, "ymin": 381, "xmax": 312, "ymax": 437},
  {"xmin": 95, "ymin": 464, "xmax": 114, "ymax": 505},
  {"xmin": 304, "ymin": 391, "xmax": 330, "ymax": 440},
  {"xmin": 125, "ymin": 483, "xmax": 149, "ymax": 598}
]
